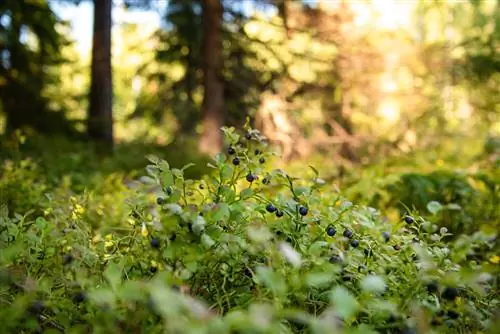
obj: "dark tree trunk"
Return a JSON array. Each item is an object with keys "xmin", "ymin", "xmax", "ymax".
[
  {"xmin": 200, "ymin": 0, "xmax": 224, "ymax": 155},
  {"xmin": 88, "ymin": 0, "xmax": 113, "ymax": 152}
]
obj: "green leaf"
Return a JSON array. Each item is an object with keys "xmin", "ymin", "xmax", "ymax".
[
  {"xmin": 88, "ymin": 288, "xmax": 116, "ymax": 308},
  {"xmin": 182, "ymin": 163, "xmax": 196, "ymax": 171},
  {"xmin": 360, "ymin": 275, "xmax": 386, "ymax": 293},
  {"xmin": 330, "ymin": 286, "xmax": 359, "ymax": 319},
  {"xmin": 162, "ymin": 170, "xmax": 174, "ymax": 188},
  {"xmin": 146, "ymin": 154, "xmax": 160, "ymax": 164},
  {"xmin": 240, "ymin": 188, "xmax": 253, "ymax": 200},
  {"xmin": 104, "ymin": 261, "xmax": 123, "ymax": 291},
  {"xmin": 221, "ymin": 164, "xmax": 233, "ymax": 181},
  {"xmin": 427, "ymin": 201, "xmax": 443, "ymax": 215},
  {"xmin": 255, "ymin": 266, "xmax": 286, "ymax": 296},
  {"xmin": 309, "ymin": 165, "xmax": 319, "ymax": 178},
  {"xmin": 201, "ymin": 234, "xmax": 216, "ymax": 248},
  {"xmin": 305, "ymin": 272, "xmax": 334, "ymax": 288},
  {"xmin": 213, "ymin": 203, "xmax": 230, "ymax": 222}
]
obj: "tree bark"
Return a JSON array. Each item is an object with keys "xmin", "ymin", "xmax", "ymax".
[
  {"xmin": 200, "ymin": 0, "xmax": 224, "ymax": 156},
  {"xmin": 88, "ymin": 0, "xmax": 113, "ymax": 152}
]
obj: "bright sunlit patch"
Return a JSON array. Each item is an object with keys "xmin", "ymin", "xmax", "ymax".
[{"xmin": 377, "ymin": 98, "xmax": 400, "ymax": 124}]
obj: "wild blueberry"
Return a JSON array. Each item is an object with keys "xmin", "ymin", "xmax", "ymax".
[
  {"xmin": 350, "ymin": 239, "xmax": 359, "ymax": 248},
  {"xmin": 63, "ymin": 254, "xmax": 73, "ymax": 265},
  {"xmin": 426, "ymin": 280, "xmax": 439, "ymax": 294},
  {"xmin": 446, "ymin": 310, "xmax": 459, "ymax": 319},
  {"xmin": 244, "ymin": 268, "xmax": 252, "ymax": 277},
  {"xmin": 37, "ymin": 251, "xmax": 45, "ymax": 260},
  {"xmin": 393, "ymin": 244, "xmax": 401, "ymax": 251},
  {"xmin": 150, "ymin": 266, "xmax": 158, "ymax": 273},
  {"xmin": 275, "ymin": 210, "xmax": 284, "ymax": 218},
  {"xmin": 28, "ymin": 300, "xmax": 44, "ymax": 315},
  {"xmin": 199, "ymin": 183, "xmax": 204, "ymax": 189},
  {"xmin": 246, "ymin": 173, "xmax": 255, "ymax": 182},
  {"xmin": 382, "ymin": 231, "xmax": 391, "ymax": 242},
  {"xmin": 259, "ymin": 157, "xmax": 265, "ymax": 164},
  {"xmin": 227, "ymin": 146, "xmax": 236, "ymax": 155},
  {"xmin": 232, "ymin": 157, "xmax": 240, "ymax": 166},
  {"xmin": 254, "ymin": 149, "xmax": 261, "ymax": 155},
  {"xmin": 405, "ymin": 215, "xmax": 414, "ymax": 224},
  {"xmin": 266, "ymin": 203, "xmax": 277, "ymax": 213},
  {"xmin": 73, "ymin": 291, "xmax": 87, "ymax": 304},
  {"xmin": 245, "ymin": 133, "xmax": 252, "ymax": 140},
  {"xmin": 326, "ymin": 226, "xmax": 336, "ymax": 237},
  {"xmin": 156, "ymin": 197, "xmax": 165, "ymax": 205},
  {"xmin": 150, "ymin": 237, "xmax": 160, "ymax": 249},
  {"xmin": 298, "ymin": 206, "xmax": 308, "ymax": 216},
  {"xmin": 262, "ymin": 177, "xmax": 270, "ymax": 185},
  {"xmin": 343, "ymin": 229, "xmax": 353, "ymax": 239},
  {"xmin": 169, "ymin": 233, "xmax": 177, "ymax": 241},
  {"xmin": 329, "ymin": 255, "xmax": 342, "ymax": 264},
  {"xmin": 364, "ymin": 248, "xmax": 372, "ymax": 257},
  {"xmin": 442, "ymin": 287, "xmax": 459, "ymax": 301}
]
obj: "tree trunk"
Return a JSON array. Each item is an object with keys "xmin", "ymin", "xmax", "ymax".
[
  {"xmin": 88, "ymin": 0, "xmax": 113, "ymax": 152},
  {"xmin": 199, "ymin": 0, "xmax": 224, "ymax": 156}
]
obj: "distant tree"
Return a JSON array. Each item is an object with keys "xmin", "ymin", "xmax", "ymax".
[
  {"xmin": 87, "ymin": 0, "xmax": 113, "ymax": 152},
  {"xmin": 199, "ymin": 0, "xmax": 224, "ymax": 155}
]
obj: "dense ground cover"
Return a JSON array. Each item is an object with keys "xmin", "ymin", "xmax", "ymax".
[{"xmin": 0, "ymin": 126, "xmax": 499, "ymax": 333}]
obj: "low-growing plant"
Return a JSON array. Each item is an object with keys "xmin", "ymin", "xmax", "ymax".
[{"xmin": 0, "ymin": 123, "xmax": 499, "ymax": 333}]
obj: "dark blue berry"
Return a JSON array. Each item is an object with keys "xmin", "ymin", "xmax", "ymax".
[
  {"xmin": 73, "ymin": 291, "xmax": 87, "ymax": 304},
  {"xmin": 426, "ymin": 280, "xmax": 439, "ymax": 294},
  {"xmin": 227, "ymin": 146, "xmax": 236, "ymax": 155},
  {"xmin": 442, "ymin": 287, "xmax": 458, "ymax": 301},
  {"xmin": 326, "ymin": 226, "xmax": 336, "ymax": 237},
  {"xmin": 298, "ymin": 206, "xmax": 308, "ymax": 216},
  {"xmin": 28, "ymin": 300, "xmax": 44, "ymax": 315},
  {"xmin": 343, "ymin": 229, "xmax": 353, "ymax": 239},
  {"xmin": 350, "ymin": 239, "xmax": 359, "ymax": 248},
  {"xmin": 266, "ymin": 203, "xmax": 277, "ymax": 213},
  {"xmin": 446, "ymin": 310, "xmax": 459, "ymax": 319},
  {"xmin": 254, "ymin": 149, "xmax": 261, "ymax": 155},
  {"xmin": 63, "ymin": 254, "xmax": 73, "ymax": 265},
  {"xmin": 405, "ymin": 215, "xmax": 414, "ymax": 224},
  {"xmin": 262, "ymin": 177, "xmax": 270, "ymax": 185},
  {"xmin": 246, "ymin": 174, "xmax": 255, "ymax": 182},
  {"xmin": 244, "ymin": 268, "xmax": 252, "ymax": 277},
  {"xmin": 245, "ymin": 133, "xmax": 252, "ymax": 140},
  {"xmin": 150, "ymin": 238, "xmax": 160, "ymax": 249},
  {"xmin": 150, "ymin": 266, "xmax": 158, "ymax": 273},
  {"xmin": 275, "ymin": 210, "xmax": 284, "ymax": 217},
  {"xmin": 199, "ymin": 183, "xmax": 204, "ymax": 189},
  {"xmin": 156, "ymin": 197, "xmax": 165, "ymax": 205},
  {"xmin": 329, "ymin": 255, "xmax": 342, "ymax": 264},
  {"xmin": 382, "ymin": 231, "xmax": 391, "ymax": 242},
  {"xmin": 37, "ymin": 251, "xmax": 45, "ymax": 260},
  {"xmin": 259, "ymin": 157, "xmax": 265, "ymax": 164},
  {"xmin": 232, "ymin": 157, "xmax": 240, "ymax": 166}
]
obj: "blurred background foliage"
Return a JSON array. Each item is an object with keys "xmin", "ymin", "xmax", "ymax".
[{"xmin": 0, "ymin": 0, "xmax": 499, "ymax": 235}]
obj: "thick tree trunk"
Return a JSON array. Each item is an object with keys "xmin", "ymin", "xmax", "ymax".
[
  {"xmin": 88, "ymin": 0, "xmax": 113, "ymax": 152},
  {"xmin": 200, "ymin": 0, "xmax": 224, "ymax": 156}
]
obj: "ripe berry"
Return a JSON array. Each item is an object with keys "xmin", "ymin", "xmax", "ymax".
[
  {"xmin": 266, "ymin": 203, "xmax": 277, "ymax": 213},
  {"xmin": 446, "ymin": 310, "xmax": 459, "ymax": 319},
  {"xmin": 63, "ymin": 254, "xmax": 73, "ymax": 265},
  {"xmin": 254, "ymin": 149, "xmax": 261, "ymax": 155},
  {"xmin": 150, "ymin": 238, "xmax": 160, "ymax": 249},
  {"xmin": 232, "ymin": 157, "xmax": 240, "ymax": 166},
  {"xmin": 364, "ymin": 248, "xmax": 372, "ymax": 257},
  {"xmin": 246, "ymin": 173, "xmax": 255, "ymax": 182},
  {"xmin": 37, "ymin": 251, "xmax": 45, "ymax": 260},
  {"xmin": 343, "ymin": 228, "xmax": 353, "ymax": 239},
  {"xmin": 382, "ymin": 231, "xmax": 391, "ymax": 242},
  {"xmin": 28, "ymin": 300, "xmax": 44, "ymax": 315},
  {"xmin": 244, "ymin": 268, "xmax": 252, "ymax": 277},
  {"xmin": 262, "ymin": 177, "xmax": 270, "ymax": 185},
  {"xmin": 442, "ymin": 287, "xmax": 459, "ymax": 301},
  {"xmin": 405, "ymin": 215, "xmax": 414, "ymax": 224},
  {"xmin": 259, "ymin": 157, "xmax": 265, "ymax": 164},
  {"xmin": 350, "ymin": 239, "xmax": 359, "ymax": 248},
  {"xmin": 426, "ymin": 280, "xmax": 439, "ymax": 294},
  {"xmin": 329, "ymin": 255, "xmax": 342, "ymax": 264},
  {"xmin": 275, "ymin": 210, "xmax": 284, "ymax": 218},
  {"xmin": 73, "ymin": 291, "xmax": 87, "ymax": 304},
  {"xmin": 298, "ymin": 206, "xmax": 308, "ymax": 216},
  {"xmin": 245, "ymin": 133, "xmax": 252, "ymax": 140},
  {"xmin": 150, "ymin": 266, "xmax": 158, "ymax": 273},
  {"xmin": 326, "ymin": 226, "xmax": 336, "ymax": 237},
  {"xmin": 227, "ymin": 146, "xmax": 236, "ymax": 155},
  {"xmin": 156, "ymin": 197, "xmax": 165, "ymax": 205}
]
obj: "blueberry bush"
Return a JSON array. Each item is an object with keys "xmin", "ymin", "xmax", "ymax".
[{"xmin": 0, "ymin": 125, "xmax": 499, "ymax": 333}]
